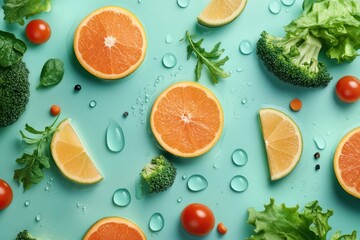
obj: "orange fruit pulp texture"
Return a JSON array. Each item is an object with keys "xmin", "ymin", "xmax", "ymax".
[
  {"xmin": 74, "ymin": 6, "xmax": 147, "ymax": 80},
  {"xmin": 334, "ymin": 127, "xmax": 360, "ymax": 198},
  {"xmin": 83, "ymin": 217, "xmax": 146, "ymax": 240},
  {"xmin": 150, "ymin": 82, "xmax": 224, "ymax": 158}
]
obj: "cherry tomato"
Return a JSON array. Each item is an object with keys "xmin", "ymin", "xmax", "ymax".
[
  {"xmin": 180, "ymin": 203, "xmax": 215, "ymax": 236},
  {"xmin": 335, "ymin": 75, "xmax": 360, "ymax": 103},
  {"xmin": 50, "ymin": 104, "xmax": 61, "ymax": 116},
  {"xmin": 25, "ymin": 19, "xmax": 51, "ymax": 44},
  {"xmin": 0, "ymin": 179, "xmax": 13, "ymax": 210}
]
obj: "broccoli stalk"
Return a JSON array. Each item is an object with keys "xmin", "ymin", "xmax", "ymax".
[
  {"xmin": 140, "ymin": 155, "xmax": 177, "ymax": 193},
  {"xmin": 16, "ymin": 230, "xmax": 38, "ymax": 240},
  {"xmin": 256, "ymin": 31, "xmax": 332, "ymax": 87}
]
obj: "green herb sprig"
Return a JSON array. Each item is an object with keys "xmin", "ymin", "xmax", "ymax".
[
  {"xmin": 14, "ymin": 116, "xmax": 60, "ymax": 190},
  {"xmin": 185, "ymin": 31, "xmax": 230, "ymax": 84}
]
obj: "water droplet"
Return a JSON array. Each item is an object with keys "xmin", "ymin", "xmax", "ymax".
[
  {"xmin": 326, "ymin": 130, "xmax": 331, "ymax": 136},
  {"xmin": 346, "ymin": 116, "xmax": 350, "ymax": 120},
  {"xmin": 230, "ymin": 175, "xmax": 248, "ymax": 192},
  {"xmin": 232, "ymin": 149, "xmax": 248, "ymax": 166},
  {"xmin": 241, "ymin": 98, "xmax": 248, "ymax": 104},
  {"xmin": 76, "ymin": 203, "xmax": 81, "ymax": 208},
  {"xmin": 177, "ymin": 0, "xmax": 190, "ymax": 8},
  {"xmin": 236, "ymin": 67, "xmax": 243, "ymax": 72},
  {"xmin": 35, "ymin": 214, "xmax": 42, "ymax": 222},
  {"xmin": 213, "ymin": 163, "xmax": 219, "ymax": 169},
  {"xmin": 182, "ymin": 174, "xmax": 188, "ymax": 180},
  {"xmin": 106, "ymin": 120, "xmax": 125, "ymax": 153},
  {"xmin": 45, "ymin": 186, "xmax": 49, "ymax": 191},
  {"xmin": 269, "ymin": 0, "xmax": 282, "ymax": 14},
  {"xmin": 24, "ymin": 200, "xmax": 30, "ymax": 206},
  {"xmin": 313, "ymin": 135, "xmax": 326, "ymax": 150},
  {"xmin": 113, "ymin": 188, "xmax": 131, "ymax": 207},
  {"xmin": 165, "ymin": 34, "xmax": 173, "ymax": 44},
  {"xmin": 239, "ymin": 40, "xmax": 253, "ymax": 55},
  {"xmin": 187, "ymin": 174, "xmax": 208, "ymax": 192},
  {"xmin": 162, "ymin": 53, "xmax": 177, "ymax": 68},
  {"xmin": 82, "ymin": 206, "xmax": 87, "ymax": 215},
  {"xmin": 177, "ymin": 197, "xmax": 182, "ymax": 203},
  {"xmin": 178, "ymin": 66, "xmax": 183, "ymax": 70},
  {"xmin": 149, "ymin": 213, "xmax": 165, "ymax": 232},
  {"xmin": 281, "ymin": 0, "xmax": 295, "ymax": 6},
  {"xmin": 89, "ymin": 100, "xmax": 97, "ymax": 108},
  {"xmin": 138, "ymin": 0, "xmax": 142, "ymax": 3}
]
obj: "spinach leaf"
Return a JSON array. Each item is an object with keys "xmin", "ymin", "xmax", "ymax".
[
  {"xmin": 0, "ymin": 30, "xmax": 27, "ymax": 67},
  {"xmin": 38, "ymin": 58, "xmax": 64, "ymax": 88}
]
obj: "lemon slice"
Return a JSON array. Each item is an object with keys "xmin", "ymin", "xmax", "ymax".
[
  {"xmin": 51, "ymin": 119, "xmax": 103, "ymax": 184},
  {"xmin": 197, "ymin": 0, "xmax": 248, "ymax": 27},
  {"xmin": 259, "ymin": 108, "xmax": 303, "ymax": 180}
]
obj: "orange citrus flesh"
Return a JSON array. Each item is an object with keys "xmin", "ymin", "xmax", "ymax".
[
  {"xmin": 334, "ymin": 127, "xmax": 360, "ymax": 199},
  {"xmin": 150, "ymin": 82, "xmax": 224, "ymax": 158},
  {"xmin": 74, "ymin": 6, "xmax": 147, "ymax": 80},
  {"xmin": 51, "ymin": 119, "xmax": 103, "ymax": 184},
  {"xmin": 83, "ymin": 216, "xmax": 146, "ymax": 240},
  {"xmin": 259, "ymin": 108, "xmax": 303, "ymax": 180}
]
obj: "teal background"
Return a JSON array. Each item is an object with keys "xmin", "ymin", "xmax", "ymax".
[{"xmin": 1, "ymin": 0, "xmax": 360, "ymax": 239}]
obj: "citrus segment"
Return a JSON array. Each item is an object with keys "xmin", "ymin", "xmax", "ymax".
[
  {"xmin": 334, "ymin": 127, "xmax": 360, "ymax": 198},
  {"xmin": 150, "ymin": 82, "xmax": 224, "ymax": 158},
  {"xmin": 197, "ymin": 0, "xmax": 248, "ymax": 27},
  {"xmin": 259, "ymin": 108, "xmax": 303, "ymax": 180},
  {"xmin": 83, "ymin": 216, "xmax": 146, "ymax": 240},
  {"xmin": 51, "ymin": 119, "xmax": 103, "ymax": 184},
  {"xmin": 74, "ymin": 6, "xmax": 147, "ymax": 79}
]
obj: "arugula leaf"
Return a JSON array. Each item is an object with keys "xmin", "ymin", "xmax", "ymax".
[
  {"xmin": 185, "ymin": 31, "xmax": 229, "ymax": 84},
  {"xmin": 14, "ymin": 116, "xmax": 59, "ymax": 190},
  {"xmin": 38, "ymin": 58, "xmax": 65, "ymax": 88},
  {"xmin": 0, "ymin": 30, "xmax": 27, "ymax": 67},
  {"xmin": 2, "ymin": 0, "xmax": 52, "ymax": 25}
]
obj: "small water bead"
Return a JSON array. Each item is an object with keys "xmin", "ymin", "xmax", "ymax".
[
  {"xmin": 35, "ymin": 214, "xmax": 42, "ymax": 222},
  {"xmin": 24, "ymin": 200, "xmax": 30, "ymax": 206},
  {"xmin": 178, "ymin": 66, "xmax": 183, "ymax": 70},
  {"xmin": 313, "ymin": 135, "xmax": 326, "ymax": 150},
  {"xmin": 113, "ymin": 188, "xmax": 131, "ymax": 207},
  {"xmin": 239, "ymin": 40, "xmax": 253, "ymax": 55},
  {"xmin": 106, "ymin": 120, "xmax": 125, "ymax": 153},
  {"xmin": 232, "ymin": 149, "xmax": 248, "ymax": 166},
  {"xmin": 236, "ymin": 67, "xmax": 243, "ymax": 72},
  {"xmin": 89, "ymin": 100, "xmax": 97, "ymax": 108},
  {"xmin": 182, "ymin": 174, "xmax": 188, "ymax": 180},
  {"xmin": 162, "ymin": 53, "xmax": 177, "ymax": 68},
  {"xmin": 149, "ymin": 213, "xmax": 165, "ymax": 232},
  {"xmin": 177, "ymin": 197, "xmax": 182, "ymax": 203},
  {"xmin": 241, "ymin": 98, "xmax": 248, "ymax": 104},
  {"xmin": 230, "ymin": 175, "xmax": 248, "ymax": 192},
  {"xmin": 177, "ymin": 0, "xmax": 190, "ymax": 8},
  {"xmin": 269, "ymin": 0, "xmax": 282, "ymax": 14},
  {"xmin": 187, "ymin": 174, "xmax": 208, "ymax": 192},
  {"xmin": 281, "ymin": 0, "xmax": 295, "ymax": 6},
  {"xmin": 165, "ymin": 34, "xmax": 173, "ymax": 44}
]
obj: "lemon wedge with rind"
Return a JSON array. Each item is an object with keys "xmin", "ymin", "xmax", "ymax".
[
  {"xmin": 197, "ymin": 0, "xmax": 248, "ymax": 28},
  {"xmin": 51, "ymin": 119, "xmax": 103, "ymax": 184},
  {"xmin": 259, "ymin": 108, "xmax": 303, "ymax": 180}
]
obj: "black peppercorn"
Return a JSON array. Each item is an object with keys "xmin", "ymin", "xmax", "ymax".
[
  {"xmin": 315, "ymin": 164, "xmax": 320, "ymax": 171},
  {"xmin": 314, "ymin": 152, "xmax": 320, "ymax": 159},
  {"xmin": 123, "ymin": 111, "xmax": 129, "ymax": 118},
  {"xmin": 74, "ymin": 84, "xmax": 82, "ymax": 91}
]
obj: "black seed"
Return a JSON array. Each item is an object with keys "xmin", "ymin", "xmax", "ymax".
[
  {"xmin": 74, "ymin": 84, "xmax": 82, "ymax": 91},
  {"xmin": 314, "ymin": 152, "xmax": 320, "ymax": 159},
  {"xmin": 315, "ymin": 164, "xmax": 320, "ymax": 171},
  {"xmin": 123, "ymin": 111, "xmax": 129, "ymax": 118}
]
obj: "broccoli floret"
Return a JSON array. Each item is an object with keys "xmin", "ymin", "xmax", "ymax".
[
  {"xmin": 256, "ymin": 31, "xmax": 332, "ymax": 88},
  {"xmin": 0, "ymin": 61, "xmax": 30, "ymax": 127},
  {"xmin": 16, "ymin": 230, "xmax": 38, "ymax": 240},
  {"xmin": 141, "ymin": 155, "xmax": 177, "ymax": 193}
]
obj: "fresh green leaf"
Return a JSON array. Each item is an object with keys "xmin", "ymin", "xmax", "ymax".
[
  {"xmin": 185, "ymin": 31, "xmax": 230, "ymax": 84},
  {"xmin": 2, "ymin": 0, "xmax": 52, "ymax": 25},
  {"xmin": 38, "ymin": 58, "xmax": 65, "ymax": 88},
  {"xmin": 331, "ymin": 231, "xmax": 358, "ymax": 240},
  {"xmin": 0, "ymin": 30, "xmax": 27, "ymax": 67}
]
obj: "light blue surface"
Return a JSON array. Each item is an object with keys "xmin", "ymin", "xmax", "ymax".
[{"xmin": 1, "ymin": 0, "xmax": 360, "ymax": 239}]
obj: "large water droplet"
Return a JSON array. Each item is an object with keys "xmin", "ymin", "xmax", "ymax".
[
  {"xmin": 239, "ymin": 40, "xmax": 253, "ymax": 55},
  {"xmin": 177, "ymin": 0, "xmax": 190, "ymax": 8},
  {"xmin": 269, "ymin": 0, "xmax": 282, "ymax": 14},
  {"xmin": 106, "ymin": 120, "xmax": 125, "ymax": 152},
  {"xmin": 162, "ymin": 53, "xmax": 177, "ymax": 68},
  {"xmin": 232, "ymin": 149, "xmax": 248, "ymax": 166},
  {"xmin": 313, "ymin": 135, "xmax": 326, "ymax": 150},
  {"xmin": 187, "ymin": 174, "xmax": 208, "ymax": 192},
  {"xmin": 149, "ymin": 213, "xmax": 165, "ymax": 232},
  {"xmin": 230, "ymin": 175, "xmax": 248, "ymax": 192},
  {"xmin": 281, "ymin": 0, "xmax": 295, "ymax": 6},
  {"xmin": 113, "ymin": 188, "xmax": 131, "ymax": 207}
]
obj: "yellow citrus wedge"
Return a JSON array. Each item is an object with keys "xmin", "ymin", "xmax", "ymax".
[
  {"xmin": 74, "ymin": 6, "xmax": 147, "ymax": 80},
  {"xmin": 51, "ymin": 119, "xmax": 103, "ymax": 184},
  {"xmin": 334, "ymin": 127, "xmax": 360, "ymax": 199},
  {"xmin": 197, "ymin": 0, "xmax": 248, "ymax": 27},
  {"xmin": 83, "ymin": 216, "xmax": 146, "ymax": 240},
  {"xmin": 259, "ymin": 108, "xmax": 303, "ymax": 180},
  {"xmin": 150, "ymin": 81, "xmax": 224, "ymax": 158}
]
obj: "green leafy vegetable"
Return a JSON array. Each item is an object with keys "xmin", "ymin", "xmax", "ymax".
[
  {"xmin": 38, "ymin": 58, "xmax": 64, "ymax": 88},
  {"xmin": 2, "ymin": 0, "xmax": 52, "ymax": 25},
  {"xmin": 247, "ymin": 198, "xmax": 358, "ymax": 240},
  {"xmin": 0, "ymin": 30, "xmax": 27, "ymax": 68},
  {"xmin": 185, "ymin": 31, "xmax": 229, "ymax": 84},
  {"xmin": 14, "ymin": 116, "xmax": 60, "ymax": 190}
]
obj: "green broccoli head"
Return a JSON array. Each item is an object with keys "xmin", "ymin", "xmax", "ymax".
[
  {"xmin": 141, "ymin": 155, "xmax": 177, "ymax": 193},
  {"xmin": 256, "ymin": 31, "xmax": 332, "ymax": 88},
  {"xmin": 0, "ymin": 61, "xmax": 30, "ymax": 127},
  {"xmin": 16, "ymin": 230, "xmax": 38, "ymax": 240}
]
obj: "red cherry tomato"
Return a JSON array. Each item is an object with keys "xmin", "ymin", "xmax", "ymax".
[
  {"xmin": 25, "ymin": 19, "xmax": 51, "ymax": 44},
  {"xmin": 180, "ymin": 203, "xmax": 215, "ymax": 236},
  {"xmin": 335, "ymin": 75, "xmax": 360, "ymax": 103},
  {"xmin": 0, "ymin": 179, "xmax": 13, "ymax": 210}
]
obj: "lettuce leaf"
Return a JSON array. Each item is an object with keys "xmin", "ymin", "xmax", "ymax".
[
  {"xmin": 2, "ymin": 0, "xmax": 52, "ymax": 25},
  {"xmin": 247, "ymin": 198, "xmax": 358, "ymax": 240}
]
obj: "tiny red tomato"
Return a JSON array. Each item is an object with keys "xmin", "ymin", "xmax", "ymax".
[
  {"xmin": 0, "ymin": 179, "xmax": 13, "ymax": 210},
  {"xmin": 50, "ymin": 105, "xmax": 61, "ymax": 116},
  {"xmin": 335, "ymin": 75, "xmax": 360, "ymax": 103},
  {"xmin": 180, "ymin": 203, "xmax": 215, "ymax": 236},
  {"xmin": 217, "ymin": 222, "xmax": 228, "ymax": 235},
  {"xmin": 25, "ymin": 19, "xmax": 51, "ymax": 44}
]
